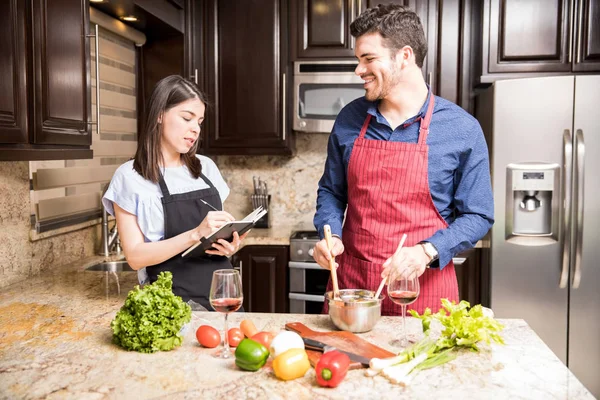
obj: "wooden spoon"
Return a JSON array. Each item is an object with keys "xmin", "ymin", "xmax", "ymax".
[
  {"xmin": 374, "ymin": 233, "xmax": 407, "ymax": 299},
  {"xmin": 323, "ymin": 225, "xmax": 340, "ymax": 300}
]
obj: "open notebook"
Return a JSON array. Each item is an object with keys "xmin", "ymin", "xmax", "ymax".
[{"xmin": 182, "ymin": 206, "xmax": 268, "ymax": 258}]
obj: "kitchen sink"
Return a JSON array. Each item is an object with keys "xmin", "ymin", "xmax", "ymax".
[{"xmin": 85, "ymin": 260, "xmax": 134, "ymax": 272}]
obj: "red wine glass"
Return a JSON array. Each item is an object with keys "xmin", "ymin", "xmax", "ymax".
[
  {"xmin": 388, "ymin": 273, "xmax": 420, "ymax": 347},
  {"xmin": 209, "ymin": 269, "xmax": 243, "ymax": 359}
]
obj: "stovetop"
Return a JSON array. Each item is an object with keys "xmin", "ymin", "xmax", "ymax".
[{"xmin": 289, "ymin": 230, "xmax": 319, "ymax": 262}]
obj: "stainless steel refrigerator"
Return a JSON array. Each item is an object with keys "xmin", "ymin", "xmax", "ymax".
[{"xmin": 476, "ymin": 75, "xmax": 600, "ymax": 397}]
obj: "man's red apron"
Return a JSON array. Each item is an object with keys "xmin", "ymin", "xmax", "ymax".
[{"xmin": 323, "ymin": 94, "xmax": 459, "ymax": 316}]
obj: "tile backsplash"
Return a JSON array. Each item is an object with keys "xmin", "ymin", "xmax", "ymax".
[
  {"xmin": 217, "ymin": 133, "xmax": 328, "ymax": 232},
  {"xmin": 0, "ymin": 162, "xmax": 98, "ymax": 289}
]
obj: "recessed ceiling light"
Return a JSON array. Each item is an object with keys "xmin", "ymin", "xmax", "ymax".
[
  {"xmin": 121, "ymin": 15, "xmax": 138, "ymax": 22},
  {"xmin": 90, "ymin": 0, "xmax": 105, "ymax": 3}
]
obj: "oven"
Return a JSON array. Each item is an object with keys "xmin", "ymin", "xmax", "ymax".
[
  {"xmin": 293, "ymin": 61, "xmax": 364, "ymax": 133},
  {"xmin": 288, "ymin": 231, "xmax": 330, "ymax": 314}
]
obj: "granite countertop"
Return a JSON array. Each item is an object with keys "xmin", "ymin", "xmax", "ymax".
[{"xmin": 0, "ymin": 259, "xmax": 592, "ymax": 400}]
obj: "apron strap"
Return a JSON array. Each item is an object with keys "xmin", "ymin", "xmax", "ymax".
[
  {"xmin": 417, "ymin": 93, "xmax": 436, "ymax": 145},
  {"xmin": 157, "ymin": 174, "xmax": 170, "ymax": 197},
  {"xmin": 157, "ymin": 171, "xmax": 216, "ymax": 198},
  {"xmin": 358, "ymin": 114, "xmax": 372, "ymax": 139}
]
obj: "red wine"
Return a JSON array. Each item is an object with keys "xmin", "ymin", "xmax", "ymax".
[
  {"xmin": 211, "ymin": 297, "xmax": 243, "ymax": 313},
  {"xmin": 389, "ymin": 290, "xmax": 418, "ymax": 305}
]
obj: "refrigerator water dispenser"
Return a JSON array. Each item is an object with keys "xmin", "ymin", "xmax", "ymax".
[{"xmin": 505, "ymin": 163, "xmax": 560, "ymax": 245}]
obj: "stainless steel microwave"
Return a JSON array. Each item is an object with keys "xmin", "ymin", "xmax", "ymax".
[{"xmin": 293, "ymin": 61, "xmax": 364, "ymax": 133}]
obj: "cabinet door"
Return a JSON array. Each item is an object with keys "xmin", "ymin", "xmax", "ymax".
[
  {"xmin": 235, "ymin": 246, "xmax": 289, "ymax": 313},
  {"xmin": 203, "ymin": 0, "xmax": 293, "ymax": 155},
  {"xmin": 484, "ymin": 0, "xmax": 572, "ymax": 74},
  {"xmin": 31, "ymin": 0, "xmax": 91, "ymax": 145},
  {"xmin": 573, "ymin": 0, "xmax": 600, "ymax": 72},
  {"xmin": 0, "ymin": 0, "xmax": 28, "ymax": 144},
  {"xmin": 292, "ymin": 0, "xmax": 360, "ymax": 59}
]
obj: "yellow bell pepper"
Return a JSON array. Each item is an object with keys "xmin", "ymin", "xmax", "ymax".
[{"xmin": 272, "ymin": 348, "xmax": 311, "ymax": 381}]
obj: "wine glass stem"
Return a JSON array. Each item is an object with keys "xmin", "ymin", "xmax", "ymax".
[
  {"xmin": 223, "ymin": 313, "xmax": 230, "ymax": 353},
  {"xmin": 402, "ymin": 305, "xmax": 407, "ymax": 345}
]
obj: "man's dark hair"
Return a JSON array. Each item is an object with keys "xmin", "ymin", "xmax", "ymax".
[{"xmin": 350, "ymin": 4, "xmax": 427, "ymax": 68}]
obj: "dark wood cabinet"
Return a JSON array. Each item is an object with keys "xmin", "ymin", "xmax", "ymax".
[
  {"xmin": 0, "ymin": 0, "xmax": 92, "ymax": 161},
  {"xmin": 481, "ymin": 0, "xmax": 600, "ymax": 82},
  {"xmin": 454, "ymin": 247, "xmax": 490, "ymax": 307},
  {"xmin": 200, "ymin": 0, "xmax": 293, "ymax": 155},
  {"xmin": 291, "ymin": 0, "xmax": 360, "ymax": 59},
  {"xmin": 233, "ymin": 245, "xmax": 289, "ymax": 313},
  {"xmin": 573, "ymin": 0, "xmax": 600, "ymax": 71},
  {"xmin": 0, "ymin": 0, "xmax": 28, "ymax": 145}
]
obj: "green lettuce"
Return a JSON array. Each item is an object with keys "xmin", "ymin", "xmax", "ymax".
[{"xmin": 110, "ymin": 271, "xmax": 192, "ymax": 353}]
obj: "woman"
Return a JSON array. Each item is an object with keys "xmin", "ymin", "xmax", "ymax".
[{"xmin": 102, "ymin": 75, "xmax": 247, "ymax": 310}]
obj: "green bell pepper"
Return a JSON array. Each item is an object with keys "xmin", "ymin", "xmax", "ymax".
[{"xmin": 235, "ymin": 338, "xmax": 270, "ymax": 371}]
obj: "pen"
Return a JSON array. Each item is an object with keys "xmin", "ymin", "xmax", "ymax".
[{"xmin": 200, "ymin": 199, "xmax": 219, "ymax": 211}]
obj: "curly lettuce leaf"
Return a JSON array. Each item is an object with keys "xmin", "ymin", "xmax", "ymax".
[{"xmin": 110, "ymin": 271, "xmax": 192, "ymax": 353}]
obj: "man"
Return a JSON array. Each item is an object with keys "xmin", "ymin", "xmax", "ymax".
[{"xmin": 312, "ymin": 4, "xmax": 493, "ymax": 316}]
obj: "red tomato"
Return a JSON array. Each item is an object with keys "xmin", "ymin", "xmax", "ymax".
[
  {"xmin": 228, "ymin": 328, "xmax": 245, "ymax": 347},
  {"xmin": 251, "ymin": 331, "xmax": 275, "ymax": 348},
  {"xmin": 196, "ymin": 325, "xmax": 221, "ymax": 348}
]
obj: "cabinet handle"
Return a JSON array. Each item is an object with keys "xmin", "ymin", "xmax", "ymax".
[
  {"xmin": 190, "ymin": 68, "xmax": 198, "ymax": 85},
  {"xmin": 575, "ymin": 0, "xmax": 583, "ymax": 64},
  {"xmin": 234, "ymin": 260, "xmax": 243, "ymax": 282},
  {"xmin": 86, "ymin": 24, "xmax": 101, "ymax": 135},
  {"xmin": 350, "ymin": 0, "xmax": 356, "ymax": 50},
  {"xmin": 568, "ymin": 0, "xmax": 575, "ymax": 63},
  {"xmin": 282, "ymin": 72, "xmax": 286, "ymax": 141}
]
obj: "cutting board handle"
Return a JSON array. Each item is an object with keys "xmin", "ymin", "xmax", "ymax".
[{"xmin": 285, "ymin": 322, "xmax": 317, "ymax": 336}]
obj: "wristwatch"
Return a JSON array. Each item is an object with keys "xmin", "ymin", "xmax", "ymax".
[{"xmin": 419, "ymin": 241, "xmax": 439, "ymax": 267}]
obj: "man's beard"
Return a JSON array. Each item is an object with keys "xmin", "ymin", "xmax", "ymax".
[{"xmin": 364, "ymin": 64, "xmax": 401, "ymax": 102}]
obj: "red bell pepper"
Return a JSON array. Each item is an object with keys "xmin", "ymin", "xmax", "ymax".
[{"xmin": 315, "ymin": 350, "xmax": 351, "ymax": 388}]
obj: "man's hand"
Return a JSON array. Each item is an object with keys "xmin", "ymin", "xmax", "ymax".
[
  {"xmin": 381, "ymin": 245, "xmax": 430, "ymax": 281},
  {"xmin": 313, "ymin": 237, "xmax": 344, "ymax": 270}
]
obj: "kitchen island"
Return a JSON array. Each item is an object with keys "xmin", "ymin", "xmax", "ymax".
[{"xmin": 0, "ymin": 258, "xmax": 593, "ymax": 400}]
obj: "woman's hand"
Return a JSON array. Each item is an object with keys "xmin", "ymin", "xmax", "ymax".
[
  {"xmin": 192, "ymin": 211, "xmax": 236, "ymax": 241},
  {"xmin": 205, "ymin": 231, "xmax": 249, "ymax": 257}
]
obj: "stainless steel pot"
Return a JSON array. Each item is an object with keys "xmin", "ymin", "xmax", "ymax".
[{"xmin": 326, "ymin": 289, "xmax": 383, "ymax": 333}]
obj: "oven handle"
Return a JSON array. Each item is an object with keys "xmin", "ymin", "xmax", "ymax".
[
  {"xmin": 288, "ymin": 293, "xmax": 325, "ymax": 303},
  {"xmin": 288, "ymin": 261, "xmax": 324, "ymax": 270}
]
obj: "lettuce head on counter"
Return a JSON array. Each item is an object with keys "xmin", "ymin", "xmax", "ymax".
[{"xmin": 111, "ymin": 271, "xmax": 192, "ymax": 353}]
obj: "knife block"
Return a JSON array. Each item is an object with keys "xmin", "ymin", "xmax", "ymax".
[{"xmin": 250, "ymin": 194, "xmax": 270, "ymax": 229}]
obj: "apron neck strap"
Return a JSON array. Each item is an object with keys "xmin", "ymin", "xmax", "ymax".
[
  {"xmin": 418, "ymin": 93, "xmax": 435, "ymax": 145},
  {"xmin": 358, "ymin": 114, "xmax": 372, "ymax": 139},
  {"xmin": 157, "ymin": 171, "xmax": 216, "ymax": 197}
]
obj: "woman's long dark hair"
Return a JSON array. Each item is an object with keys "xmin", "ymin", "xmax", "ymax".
[{"xmin": 134, "ymin": 75, "xmax": 208, "ymax": 183}]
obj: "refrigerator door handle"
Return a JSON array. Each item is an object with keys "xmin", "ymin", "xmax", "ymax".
[
  {"xmin": 560, "ymin": 129, "xmax": 573, "ymax": 289},
  {"xmin": 572, "ymin": 129, "xmax": 585, "ymax": 289}
]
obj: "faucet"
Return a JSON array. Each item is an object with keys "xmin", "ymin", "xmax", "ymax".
[{"xmin": 100, "ymin": 187, "xmax": 122, "ymax": 257}]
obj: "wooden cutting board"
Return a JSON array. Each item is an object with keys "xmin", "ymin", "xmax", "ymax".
[{"xmin": 285, "ymin": 322, "xmax": 394, "ymax": 370}]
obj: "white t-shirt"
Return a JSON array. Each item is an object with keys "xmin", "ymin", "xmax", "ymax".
[{"xmin": 102, "ymin": 155, "xmax": 230, "ymax": 242}]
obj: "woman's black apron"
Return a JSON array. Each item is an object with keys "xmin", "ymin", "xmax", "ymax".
[{"xmin": 146, "ymin": 172, "xmax": 232, "ymax": 310}]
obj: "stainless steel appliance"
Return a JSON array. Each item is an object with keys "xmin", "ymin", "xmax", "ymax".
[
  {"xmin": 476, "ymin": 75, "xmax": 600, "ymax": 397},
  {"xmin": 293, "ymin": 61, "xmax": 364, "ymax": 133},
  {"xmin": 288, "ymin": 231, "xmax": 330, "ymax": 313}
]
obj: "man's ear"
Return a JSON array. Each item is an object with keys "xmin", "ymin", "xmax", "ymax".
[{"xmin": 398, "ymin": 45, "xmax": 414, "ymax": 67}]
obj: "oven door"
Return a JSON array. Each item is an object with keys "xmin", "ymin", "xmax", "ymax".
[
  {"xmin": 293, "ymin": 67, "xmax": 364, "ymax": 133},
  {"xmin": 288, "ymin": 261, "xmax": 330, "ymax": 314}
]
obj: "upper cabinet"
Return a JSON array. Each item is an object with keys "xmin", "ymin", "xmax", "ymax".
[
  {"xmin": 573, "ymin": 0, "xmax": 600, "ymax": 72},
  {"xmin": 481, "ymin": 0, "xmax": 600, "ymax": 82},
  {"xmin": 291, "ymin": 0, "xmax": 360, "ymax": 59},
  {"xmin": 197, "ymin": 0, "xmax": 294, "ymax": 156},
  {"xmin": 0, "ymin": 0, "xmax": 92, "ymax": 161}
]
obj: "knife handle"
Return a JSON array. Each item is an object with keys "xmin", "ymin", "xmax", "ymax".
[{"xmin": 302, "ymin": 337, "xmax": 326, "ymax": 351}]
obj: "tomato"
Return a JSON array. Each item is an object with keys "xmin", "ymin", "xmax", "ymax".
[
  {"xmin": 196, "ymin": 325, "xmax": 221, "ymax": 348},
  {"xmin": 251, "ymin": 331, "xmax": 275, "ymax": 348},
  {"xmin": 228, "ymin": 328, "xmax": 244, "ymax": 347},
  {"xmin": 240, "ymin": 319, "xmax": 258, "ymax": 338}
]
